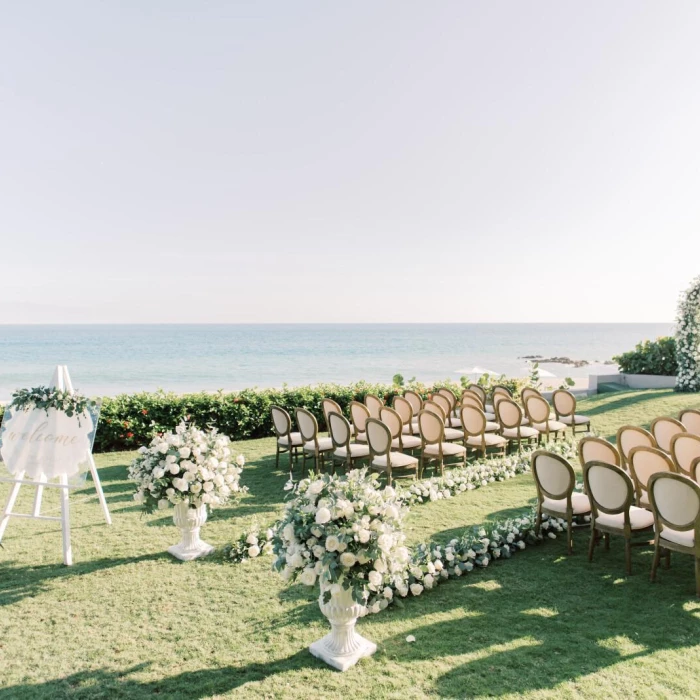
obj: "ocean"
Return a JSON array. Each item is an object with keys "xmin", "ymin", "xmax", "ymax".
[{"xmin": 0, "ymin": 323, "xmax": 673, "ymax": 400}]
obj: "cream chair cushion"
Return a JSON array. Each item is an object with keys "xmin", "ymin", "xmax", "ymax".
[
  {"xmin": 424, "ymin": 442, "xmax": 467, "ymax": 457},
  {"xmin": 560, "ymin": 414, "xmax": 590, "ymax": 426},
  {"xmin": 465, "ymin": 433, "xmax": 507, "ymax": 448},
  {"xmin": 355, "ymin": 432, "xmax": 368, "ymax": 443},
  {"xmin": 392, "ymin": 435, "xmax": 421, "ymax": 450},
  {"xmin": 278, "ymin": 433, "xmax": 303, "ymax": 447},
  {"xmin": 596, "ymin": 506, "xmax": 654, "ymax": 531},
  {"xmin": 484, "ymin": 411, "xmax": 496, "ymax": 422},
  {"xmin": 334, "ymin": 444, "xmax": 370, "ymax": 458},
  {"xmin": 542, "ymin": 492, "xmax": 591, "ymax": 515},
  {"xmin": 372, "ymin": 452, "xmax": 419, "ymax": 469},
  {"xmin": 658, "ymin": 525, "xmax": 695, "ymax": 548},
  {"xmin": 444, "ymin": 427, "xmax": 463, "ymax": 441},
  {"xmin": 484, "ymin": 421, "xmax": 500, "ymax": 433},
  {"xmin": 303, "ymin": 437, "xmax": 334, "ymax": 452},
  {"xmin": 531, "ymin": 420, "xmax": 567, "ymax": 433},
  {"xmin": 502, "ymin": 426, "xmax": 539, "ymax": 439}
]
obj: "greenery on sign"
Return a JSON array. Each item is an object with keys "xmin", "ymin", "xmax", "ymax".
[
  {"xmin": 8, "ymin": 385, "xmax": 96, "ymax": 423},
  {"xmin": 675, "ymin": 276, "xmax": 700, "ymax": 392},
  {"xmin": 613, "ymin": 336, "xmax": 677, "ymax": 376}
]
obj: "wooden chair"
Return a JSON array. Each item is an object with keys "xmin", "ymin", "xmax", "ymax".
[
  {"xmin": 322, "ymin": 398, "xmax": 343, "ymax": 434},
  {"xmin": 392, "ymin": 395, "xmax": 419, "ymax": 435},
  {"xmin": 380, "ymin": 406, "xmax": 421, "ymax": 452},
  {"xmin": 628, "ymin": 446, "xmax": 676, "ymax": 509},
  {"xmin": 650, "ymin": 417, "xmax": 687, "ymax": 454},
  {"xmin": 364, "ymin": 394, "xmax": 384, "ymax": 419},
  {"xmin": 271, "ymin": 405, "xmax": 302, "ymax": 471},
  {"xmin": 583, "ymin": 461, "xmax": 654, "ymax": 574},
  {"xmin": 467, "ymin": 384, "xmax": 492, "ymax": 412},
  {"xmin": 431, "ymin": 393, "xmax": 458, "ymax": 428},
  {"xmin": 524, "ymin": 394, "xmax": 567, "ymax": 441},
  {"xmin": 616, "ymin": 425, "xmax": 656, "ymax": 472},
  {"xmin": 531, "ymin": 450, "xmax": 591, "ymax": 554},
  {"xmin": 328, "ymin": 411, "xmax": 370, "ymax": 472},
  {"xmin": 496, "ymin": 398, "xmax": 539, "ymax": 451},
  {"xmin": 461, "ymin": 394, "xmax": 499, "ymax": 432},
  {"xmin": 349, "ymin": 401, "xmax": 370, "ymax": 443},
  {"xmin": 649, "ymin": 472, "xmax": 700, "ymax": 597},
  {"xmin": 403, "ymin": 390, "xmax": 423, "ymax": 418},
  {"xmin": 417, "ymin": 409, "xmax": 466, "ymax": 476},
  {"xmin": 462, "ymin": 391, "xmax": 496, "ymax": 422},
  {"xmin": 365, "ymin": 417, "xmax": 418, "ymax": 485},
  {"xmin": 578, "ymin": 436, "xmax": 621, "ymax": 469},
  {"xmin": 296, "ymin": 408, "xmax": 334, "ymax": 475},
  {"xmin": 552, "ymin": 390, "xmax": 591, "ymax": 435},
  {"xmin": 423, "ymin": 400, "xmax": 463, "ymax": 442},
  {"xmin": 679, "ymin": 408, "xmax": 700, "ymax": 437},
  {"xmin": 460, "ymin": 405, "xmax": 507, "ymax": 459},
  {"xmin": 670, "ymin": 432, "xmax": 700, "ymax": 477}
]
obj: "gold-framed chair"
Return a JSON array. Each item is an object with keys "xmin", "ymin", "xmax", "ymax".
[
  {"xmin": 467, "ymin": 384, "xmax": 493, "ymax": 413},
  {"xmin": 578, "ymin": 436, "xmax": 621, "ymax": 469},
  {"xmin": 583, "ymin": 461, "xmax": 654, "ymax": 574},
  {"xmin": 271, "ymin": 405, "xmax": 303, "ymax": 471},
  {"xmin": 296, "ymin": 408, "xmax": 334, "ymax": 475},
  {"xmin": 649, "ymin": 472, "xmax": 700, "ymax": 597},
  {"xmin": 679, "ymin": 408, "xmax": 700, "ymax": 437},
  {"xmin": 380, "ymin": 406, "xmax": 422, "ymax": 452},
  {"xmin": 364, "ymin": 394, "xmax": 384, "ymax": 419},
  {"xmin": 524, "ymin": 394, "xmax": 567, "ymax": 441},
  {"xmin": 349, "ymin": 401, "xmax": 370, "ymax": 443},
  {"xmin": 460, "ymin": 405, "xmax": 507, "ymax": 459},
  {"xmin": 328, "ymin": 411, "xmax": 370, "ymax": 472},
  {"xmin": 417, "ymin": 409, "xmax": 466, "ymax": 476},
  {"xmin": 616, "ymin": 425, "xmax": 656, "ymax": 472},
  {"xmin": 322, "ymin": 398, "xmax": 343, "ymax": 434},
  {"xmin": 365, "ymin": 417, "xmax": 419, "ymax": 485},
  {"xmin": 496, "ymin": 398, "xmax": 539, "ymax": 451},
  {"xmin": 437, "ymin": 387, "xmax": 459, "ymax": 420},
  {"xmin": 462, "ymin": 391, "xmax": 497, "ymax": 422},
  {"xmin": 552, "ymin": 390, "xmax": 591, "ymax": 435},
  {"xmin": 461, "ymin": 394, "xmax": 499, "ymax": 432},
  {"xmin": 423, "ymin": 400, "xmax": 463, "ymax": 442},
  {"xmin": 531, "ymin": 450, "xmax": 591, "ymax": 554},
  {"xmin": 628, "ymin": 446, "xmax": 676, "ymax": 509},
  {"xmin": 393, "ymin": 395, "xmax": 420, "ymax": 435},
  {"xmin": 404, "ymin": 390, "xmax": 424, "ymax": 418},
  {"xmin": 650, "ymin": 416, "xmax": 687, "ymax": 454},
  {"xmin": 670, "ymin": 432, "xmax": 700, "ymax": 477},
  {"xmin": 431, "ymin": 393, "xmax": 459, "ymax": 428}
]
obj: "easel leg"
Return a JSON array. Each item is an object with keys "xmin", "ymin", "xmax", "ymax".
[
  {"xmin": 59, "ymin": 475, "xmax": 73, "ymax": 566},
  {"xmin": 32, "ymin": 471, "xmax": 45, "ymax": 517},
  {"xmin": 0, "ymin": 470, "xmax": 26, "ymax": 543},
  {"xmin": 88, "ymin": 454, "xmax": 112, "ymax": 525}
]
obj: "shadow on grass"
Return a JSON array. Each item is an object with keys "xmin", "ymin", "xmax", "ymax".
[
  {"xmin": 581, "ymin": 390, "xmax": 673, "ymax": 421},
  {"xmin": 0, "ymin": 651, "xmax": 320, "ymax": 699}
]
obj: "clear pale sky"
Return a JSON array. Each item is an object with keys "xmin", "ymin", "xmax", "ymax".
[{"xmin": 1, "ymin": 1, "xmax": 698, "ymax": 324}]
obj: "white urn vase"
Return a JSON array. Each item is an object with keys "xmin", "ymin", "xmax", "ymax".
[
  {"xmin": 309, "ymin": 581, "xmax": 377, "ymax": 671},
  {"xmin": 167, "ymin": 502, "xmax": 215, "ymax": 561}
]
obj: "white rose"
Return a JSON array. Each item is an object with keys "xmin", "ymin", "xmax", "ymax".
[
  {"xmin": 308, "ymin": 480, "xmax": 324, "ymax": 495},
  {"xmin": 246, "ymin": 534, "xmax": 259, "ymax": 546},
  {"xmin": 377, "ymin": 534, "xmax": 393, "ymax": 553},
  {"xmin": 289, "ymin": 552, "xmax": 304, "ymax": 569},
  {"xmin": 169, "ymin": 464, "xmax": 180, "ymax": 475},
  {"xmin": 178, "ymin": 446, "xmax": 191, "ymax": 458},
  {"xmin": 312, "ymin": 545, "xmax": 325, "ymax": 559},
  {"xmin": 424, "ymin": 574, "xmax": 435, "ymax": 589},
  {"xmin": 368, "ymin": 570, "xmax": 383, "ymax": 588},
  {"xmin": 358, "ymin": 529, "xmax": 371, "ymax": 544},
  {"xmin": 299, "ymin": 568, "xmax": 317, "ymax": 586},
  {"xmin": 153, "ymin": 467, "xmax": 165, "ymax": 479},
  {"xmin": 283, "ymin": 523, "xmax": 296, "ymax": 542},
  {"xmin": 236, "ymin": 454, "xmax": 246, "ymax": 467},
  {"xmin": 247, "ymin": 545, "xmax": 260, "ymax": 558},
  {"xmin": 203, "ymin": 481, "xmax": 215, "ymax": 493},
  {"xmin": 373, "ymin": 558, "xmax": 387, "ymax": 573},
  {"xmin": 157, "ymin": 499, "xmax": 169, "ymax": 510},
  {"xmin": 410, "ymin": 583, "xmax": 424, "ymax": 596},
  {"xmin": 191, "ymin": 482, "xmax": 202, "ymax": 493},
  {"xmin": 340, "ymin": 552, "xmax": 356, "ymax": 568},
  {"xmin": 133, "ymin": 491, "xmax": 144, "ymax": 503},
  {"xmin": 383, "ymin": 587, "xmax": 393, "ymax": 600},
  {"xmin": 315, "ymin": 507, "xmax": 331, "ymax": 524},
  {"xmin": 325, "ymin": 535, "xmax": 340, "ymax": 552}
]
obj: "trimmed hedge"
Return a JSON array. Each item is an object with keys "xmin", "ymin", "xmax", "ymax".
[{"xmin": 612, "ymin": 336, "xmax": 677, "ymax": 376}]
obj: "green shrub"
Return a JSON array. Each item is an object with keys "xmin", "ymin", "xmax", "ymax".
[{"xmin": 612, "ymin": 336, "xmax": 677, "ymax": 376}]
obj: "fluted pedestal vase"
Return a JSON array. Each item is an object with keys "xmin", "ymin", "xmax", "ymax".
[
  {"xmin": 309, "ymin": 582, "xmax": 377, "ymax": 671},
  {"xmin": 167, "ymin": 502, "xmax": 215, "ymax": 561}
]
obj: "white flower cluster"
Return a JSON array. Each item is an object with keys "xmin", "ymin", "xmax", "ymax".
[
  {"xmin": 128, "ymin": 422, "xmax": 247, "ymax": 512},
  {"xmin": 675, "ymin": 276, "xmax": 700, "ymax": 392},
  {"xmin": 225, "ymin": 523, "xmax": 275, "ymax": 563},
  {"xmin": 272, "ymin": 470, "xmax": 410, "ymax": 611}
]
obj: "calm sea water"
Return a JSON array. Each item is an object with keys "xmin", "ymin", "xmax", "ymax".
[{"xmin": 0, "ymin": 324, "xmax": 673, "ymax": 400}]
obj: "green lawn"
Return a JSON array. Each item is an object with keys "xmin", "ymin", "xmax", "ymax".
[{"xmin": 1, "ymin": 389, "xmax": 700, "ymax": 699}]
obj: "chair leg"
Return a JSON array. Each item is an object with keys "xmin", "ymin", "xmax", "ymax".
[
  {"xmin": 567, "ymin": 512, "xmax": 573, "ymax": 555},
  {"xmin": 288, "ymin": 449, "xmax": 293, "ymax": 474},
  {"xmin": 588, "ymin": 527, "xmax": 596, "ymax": 562},
  {"xmin": 665, "ymin": 549, "xmax": 671, "ymax": 569},
  {"xmin": 534, "ymin": 506, "xmax": 542, "ymax": 536},
  {"xmin": 695, "ymin": 557, "xmax": 700, "ymax": 598},
  {"xmin": 650, "ymin": 541, "xmax": 661, "ymax": 582},
  {"xmin": 604, "ymin": 533, "xmax": 610, "ymax": 551},
  {"xmin": 625, "ymin": 537, "xmax": 632, "ymax": 575},
  {"xmin": 276, "ymin": 445, "xmax": 280, "ymax": 470}
]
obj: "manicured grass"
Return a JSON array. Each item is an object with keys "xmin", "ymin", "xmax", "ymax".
[{"xmin": 1, "ymin": 389, "xmax": 700, "ymax": 699}]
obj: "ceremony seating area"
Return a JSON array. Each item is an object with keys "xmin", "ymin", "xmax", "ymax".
[{"xmin": 271, "ymin": 386, "xmax": 591, "ymax": 483}]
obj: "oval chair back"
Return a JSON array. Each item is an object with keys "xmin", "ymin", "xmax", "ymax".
[
  {"xmin": 431, "ymin": 394, "xmax": 453, "ymax": 423},
  {"xmin": 392, "ymin": 396, "xmax": 414, "ymax": 428},
  {"xmin": 322, "ymin": 398, "xmax": 342, "ymax": 432},
  {"xmin": 583, "ymin": 461, "xmax": 634, "ymax": 519},
  {"xmin": 525, "ymin": 394, "xmax": 551, "ymax": 425},
  {"xmin": 492, "ymin": 385, "xmax": 512, "ymax": 399},
  {"xmin": 417, "ymin": 409, "xmax": 444, "ymax": 446},
  {"xmin": 404, "ymin": 390, "xmax": 423, "ymax": 416},
  {"xmin": 679, "ymin": 408, "xmax": 700, "ymax": 437},
  {"xmin": 578, "ymin": 436, "xmax": 621, "ymax": 469},
  {"xmin": 295, "ymin": 408, "xmax": 318, "ymax": 444},
  {"xmin": 364, "ymin": 394, "xmax": 384, "ymax": 419},
  {"xmin": 616, "ymin": 425, "xmax": 656, "ymax": 469},
  {"xmin": 349, "ymin": 401, "xmax": 370, "ymax": 437},
  {"xmin": 461, "ymin": 394, "xmax": 484, "ymax": 412},
  {"xmin": 648, "ymin": 472, "xmax": 700, "ymax": 552},
  {"xmin": 379, "ymin": 406, "xmax": 403, "ymax": 441},
  {"xmin": 650, "ymin": 417, "xmax": 687, "ymax": 454},
  {"xmin": 628, "ymin": 446, "xmax": 676, "ymax": 507},
  {"xmin": 468, "ymin": 384, "xmax": 487, "ymax": 404},
  {"xmin": 531, "ymin": 450, "xmax": 576, "ymax": 502},
  {"xmin": 328, "ymin": 411, "xmax": 351, "ymax": 449},
  {"xmin": 461, "ymin": 390, "xmax": 484, "ymax": 407},
  {"xmin": 670, "ymin": 432, "xmax": 700, "ymax": 477},
  {"xmin": 437, "ymin": 388, "xmax": 456, "ymax": 412},
  {"xmin": 460, "ymin": 404, "xmax": 486, "ymax": 438},
  {"xmin": 495, "ymin": 397, "xmax": 523, "ymax": 430},
  {"xmin": 423, "ymin": 400, "xmax": 447, "ymax": 424},
  {"xmin": 552, "ymin": 390, "xmax": 577, "ymax": 420},
  {"xmin": 271, "ymin": 405, "xmax": 292, "ymax": 438},
  {"xmin": 365, "ymin": 418, "xmax": 392, "ymax": 459},
  {"xmin": 521, "ymin": 386, "xmax": 542, "ymax": 405}
]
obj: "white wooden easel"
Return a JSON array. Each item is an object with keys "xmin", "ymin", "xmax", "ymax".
[{"xmin": 0, "ymin": 365, "xmax": 111, "ymax": 565}]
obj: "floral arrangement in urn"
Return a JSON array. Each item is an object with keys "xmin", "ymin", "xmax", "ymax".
[
  {"xmin": 272, "ymin": 469, "xmax": 409, "ymax": 671},
  {"xmin": 129, "ymin": 422, "xmax": 246, "ymax": 560}
]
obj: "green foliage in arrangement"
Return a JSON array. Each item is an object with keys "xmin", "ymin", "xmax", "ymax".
[
  {"xmin": 612, "ymin": 336, "xmax": 678, "ymax": 377},
  {"xmin": 8, "ymin": 385, "xmax": 97, "ymax": 419}
]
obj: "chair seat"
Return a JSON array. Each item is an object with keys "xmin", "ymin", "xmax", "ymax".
[
  {"xmin": 543, "ymin": 492, "xmax": 591, "ymax": 515},
  {"xmin": 372, "ymin": 452, "xmax": 419, "ymax": 469},
  {"xmin": 484, "ymin": 420, "xmax": 500, "ymax": 433},
  {"xmin": 443, "ymin": 427, "xmax": 463, "ymax": 441},
  {"xmin": 596, "ymin": 506, "xmax": 654, "ymax": 531},
  {"xmin": 530, "ymin": 420, "xmax": 568, "ymax": 433},
  {"xmin": 278, "ymin": 432, "xmax": 303, "ymax": 447},
  {"xmin": 657, "ymin": 525, "xmax": 695, "ymax": 548},
  {"xmin": 392, "ymin": 435, "xmax": 422, "ymax": 450},
  {"xmin": 465, "ymin": 433, "xmax": 507, "ymax": 448},
  {"xmin": 303, "ymin": 437, "xmax": 334, "ymax": 453},
  {"xmin": 355, "ymin": 432, "xmax": 368, "ymax": 442},
  {"xmin": 502, "ymin": 426, "xmax": 539, "ymax": 439},
  {"xmin": 449, "ymin": 417, "xmax": 463, "ymax": 428},
  {"xmin": 560, "ymin": 414, "xmax": 590, "ymax": 426},
  {"xmin": 424, "ymin": 442, "xmax": 467, "ymax": 457},
  {"xmin": 484, "ymin": 411, "xmax": 496, "ymax": 421},
  {"xmin": 334, "ymin": 443, "xmax": 370, "ymax": 459},
  {"xmin": 485, "ymin": 404, "xmax": 494, "ymax": 413}
]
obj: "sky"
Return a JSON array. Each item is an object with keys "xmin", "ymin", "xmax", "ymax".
[{"xmin": 1, "ymin": 1, "xmax": 699, "ymax": 324}]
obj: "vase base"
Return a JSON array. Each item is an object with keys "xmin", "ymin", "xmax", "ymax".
[
  {"xmin": 309, "ymin": 634, "xmax": 377, "ymax": 672},
  {"xmin": 167, "ymin": 541, "xmax": 215, "ymax": 561}
]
